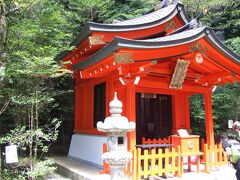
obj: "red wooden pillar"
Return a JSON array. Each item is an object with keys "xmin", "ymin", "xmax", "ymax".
[
  {"xmin": 125, "ymin": 83, "xmax": 136, "ymax": 177},
  {"xmin": 125, "ymin": 83, "xmax": 136, "ymax": 150},
  {"xmin": 74, "ymin": 72, "xmax": 81, "ymax": 133},
  {"xmin": 204, "ymin": 90, "xmax": 215, "ymax": 145},
  {"xmin": 172, "ymin": 92, "xmax": 190, "ymax": 133}
]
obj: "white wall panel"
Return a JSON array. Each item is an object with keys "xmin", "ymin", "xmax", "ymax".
[{"xmin": 68, "ymin": 134, "xmax": 107, "ymax": 168}]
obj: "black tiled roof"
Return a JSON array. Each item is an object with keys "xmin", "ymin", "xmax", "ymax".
[{"xmin": 56, "ymin": 2, "xmax": 189, "ymax": 61}]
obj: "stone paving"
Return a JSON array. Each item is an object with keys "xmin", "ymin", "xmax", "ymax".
[
  {"xmin": 51, "ymin": 156, "xmax": 237, "ymax": 180},
  {"xmin": 44, "ymin": 173, "xmax": 71, "ymax": 180}
]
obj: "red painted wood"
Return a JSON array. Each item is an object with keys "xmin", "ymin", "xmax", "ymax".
[
  {"xmin": 74, "ymin": 73, "xmax": 81, "ymax": 133},
  {"xmin": 204, "ymin": 90, "xmax": 215, "ymax": 145}
]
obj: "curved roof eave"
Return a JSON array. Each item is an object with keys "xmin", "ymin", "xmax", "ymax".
[
  {"xmin": 55, "ymin": 24, "xmax": 91, "ymax": 61},
  {"xmin": 73, "ymin": 27, "xmax": 206, "ymax": 70},
  {"xmin": 73, "ymin": 27, "xmax": 240, "ymax": 71},
  {"xmin": 57, "ymin": 3, "xmax": 189, "ymax": 61},
  {"xmin": 70, "ymin": 3, "xmax": 189, "ymax": 46},
  {"xmin": 205, "ymin": 29, "xmax": 240, "ymax": 65},
  {"xmin": 88, "ymin": 3, "xmax": 188, "ymax": 31},
  {"xmin": 73, "ymin": 38, "xmax": 119, "ymax": 70}
]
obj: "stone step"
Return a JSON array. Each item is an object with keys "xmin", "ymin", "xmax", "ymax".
[
  {"xmin": 51, "ymin": 156, "xmax": 110, "ymax": 180},
  {"xmin": 44, "ymin": 173, "xmax": 71, "ymax": 180}
]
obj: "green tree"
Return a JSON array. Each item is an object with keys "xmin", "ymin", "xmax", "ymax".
[{"xmin": 0, "ymin": 0, "xmax": 72, "ymax": 179}]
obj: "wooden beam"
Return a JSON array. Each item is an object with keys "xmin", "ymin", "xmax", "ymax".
[
  {"xmin": 188, "ymin": 61, "xmax": 214, "ymax": 74},
  {"xmin": 129, "ymin": 62, "xmax": 156, "ymax": 76},
  {"xmin": 234, "ymin": 75, "xmax": 240, "ymax": 82},
  {"xmin": 138, "ymin": 75, "xmax": 209, "ymax": 94},
  {"xmin": 149, "ymin": 63, "xmax": 207, "ymax": 81},
  {"xmin": 80, "ymin": 65, "xmax": 119, "ymax": 79},
  {"xmin": 207, "ymin": 71, "xmax": 231, "ymax": 80}
]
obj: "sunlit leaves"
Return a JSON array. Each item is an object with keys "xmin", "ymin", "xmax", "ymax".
[
  {"xmin": 225, "ymin": 37, "xmax": 240, "ymax": 55},
  {"xmin": 182, "ymin": 0, "xmax": 240, "ymax": 42}
]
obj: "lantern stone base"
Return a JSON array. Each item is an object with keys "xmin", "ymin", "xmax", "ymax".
[{"xmin": 103, "ymin": 151, "xmax": 132, "ymax": 180}]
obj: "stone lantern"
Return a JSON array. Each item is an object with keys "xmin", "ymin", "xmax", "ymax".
[{"xmin": 97, "ymin": 92, "xmax": 135, "ymax": 180}]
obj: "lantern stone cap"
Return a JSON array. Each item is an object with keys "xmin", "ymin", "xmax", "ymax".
[
  {"xmin": 97, "ymin": 116, "xmax": 135, "ymax": 132},
  {"xmin": 97, "ymin": 92, "xmax": 135, "ymax": 132}
]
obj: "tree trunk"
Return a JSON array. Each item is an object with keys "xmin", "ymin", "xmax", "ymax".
[
  {"xmin": 0, "ymin": 97, "xmax": 10, "ymax": 116},
  {"xmin": 0, "ymin": 0, "xmax": 7, "ymax": 84},
  {"xmin": 0, "ymin": 0, "xmax": 9, "ymax": 119},
  {"xmin": 29, "ymin": 104, "xmax": 35, "ymax": 180},
  {"xmin": 34, "ymin": 86, "xmax": 39, "ymax": 160}
]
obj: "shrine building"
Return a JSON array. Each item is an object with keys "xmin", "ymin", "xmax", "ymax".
[{"xmin": 57, "ymin": 1, "xmax": 240, "ymax": 178}]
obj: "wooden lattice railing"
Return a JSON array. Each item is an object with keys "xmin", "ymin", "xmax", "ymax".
[
  {"xmin": 101, "ymin": 137, "xmax": 229, "ymax": 178},
  {"xmin": 203, "ymin": 143, "xmax": 228, "ymax": 172},
  {"xmin": 132, "ymin": 146, "xmax": 181, "ymax": 180}
]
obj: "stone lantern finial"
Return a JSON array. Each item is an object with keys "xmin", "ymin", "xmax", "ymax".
[{"xmin": 109, "ymin": 92, "xmax": 123, "ymax": 116}]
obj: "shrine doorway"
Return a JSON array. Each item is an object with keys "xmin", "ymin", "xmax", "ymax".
[{"xmin": 136, "ymin": 93, "xmax": 173, "ymax": 144}]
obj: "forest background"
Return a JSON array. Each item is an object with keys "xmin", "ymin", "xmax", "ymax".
[{"xmin": 0, "ymin": 0, "xmax": 239, "ymax": 179}]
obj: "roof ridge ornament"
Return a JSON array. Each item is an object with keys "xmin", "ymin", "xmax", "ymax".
[
  {"xmin": 158, "ymin": 0, "xmax": 179, "ymax": 9},
  {"xmin": 169, "ymin": 13, "xmax": 203, "ymax": 35},
  {"xmin": 189, "ymin": 14, "xmax": 202, "ymax": 29}
]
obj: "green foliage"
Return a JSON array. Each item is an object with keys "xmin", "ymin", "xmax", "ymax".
[
  {"xmin": 182, "ymin": 0, "xmax": 232, "ymax": 18},
  {"xmin": 64, "ymin": 0, "xmax": 111, "ymax": 23},
  {"xmin": 213, "ymin": 83, "xmax": 240, "ymax": 129},
  {"xmin": 0, "ymin": 119, "xmax": 61, "ymax": 179},
  {"xmin": 0, "ymin": 0, "xmax": 72, "ymax": 179},
  {"xmin": 1, "ymin": 158, "xmax": 56, "ymax": 180},
  {"xmin": 190, "ymin": 95, "xmax": 205, "ymax": 136},
  {"xmin": 225, "ymin": 37, "xmax": 240, "ymax": 55},
  {"xmin": 26, "ymin": 159, "xmax": 56, "ymax": 179},
  {"xmin": 104, "ymin": 0, "xmax": 156, "ymax": 23},
  {"xmin": 1, "ymin": 0, "xmax": 72, "ymax": 119},
  {"xmin": 0, "ymin": 119, "xmax": 61, "ymax": 149},
  {"xmin": 60, "ymin": 0, "xmax": 155, "ymax": 35},
  {"xmin": 190, "ymin": 83, "xmax": 240, "ymax": 140},
  {"xmin": 182, "ymin": 0, "xmax": 240, "ymax": 40}
]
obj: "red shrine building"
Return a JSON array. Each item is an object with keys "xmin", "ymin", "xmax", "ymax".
[{"xmin": 57, "ymin": 1, "xmax": 240, "ymax": 176}]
